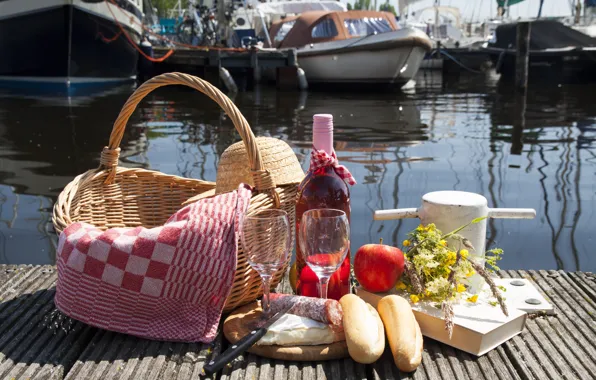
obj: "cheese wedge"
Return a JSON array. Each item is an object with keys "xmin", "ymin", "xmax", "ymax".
[{"xmin": 257, "ymin": 314, "xmax": 345, "ymax": 346}]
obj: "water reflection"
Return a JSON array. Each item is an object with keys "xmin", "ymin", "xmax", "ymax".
[
  {"xmin": 0, "ymin": 186, "xmax": 55, "ymax": 264},
  {"xmin": 0, "ymin": 73, "xmax": 594, "ymax": 272},
  {"xmin": 365, "ymin": 73, "xmax": 595, "ymax": 272},
  {"xmin": 0, "ymin": 85, "xmax": 145, "ymax": 197},
  {"xmin": 482, "ymin": 81, "xmax": 596, "ymax": 272}
]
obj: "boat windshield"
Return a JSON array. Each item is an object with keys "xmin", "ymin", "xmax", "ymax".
[
  {"xmin": 311, "ymin": 18, "xmax": 339, "ymax": 38},
  {"xmin": 344, "ymin": 17, "xmax": 393, "ymax": 37},
  {"xmin": 274, "ymin": 20, "xmax": 297, "ymax": 43}
]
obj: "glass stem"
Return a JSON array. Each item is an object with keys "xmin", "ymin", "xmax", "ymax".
[
  {"xmin": 261, "ymin": 275, "xmax": 272, "ymax": 315},
  {"xmin": 319, "ymin": 277, "xmax": 330, "ymax": 299}
]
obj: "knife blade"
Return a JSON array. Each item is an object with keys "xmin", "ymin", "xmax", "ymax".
[{"xmin": 202, "ymin": 304, "xmax": 294, "ymax": 376}]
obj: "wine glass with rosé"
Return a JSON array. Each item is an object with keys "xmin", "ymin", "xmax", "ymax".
[
  {"xmin": 299, "ymin": 209, "xmax": 350, "ymax": 299},
  {"xmin": 241, "ymin": 209, "xmax": 292, "ymax": 316}
]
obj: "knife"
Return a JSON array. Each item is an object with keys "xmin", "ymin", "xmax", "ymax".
[{"xmin": 202, "ymin": 304, "xmax": 293, "ymax": 376}]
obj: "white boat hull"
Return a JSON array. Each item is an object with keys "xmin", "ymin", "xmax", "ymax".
[
  {"xmin": 296, "ymin": 28, "xmax": 431, "ymax": 87},
  {"xmin": 298, "ymin": 46, "xmax": 427, "ymax": 85}
]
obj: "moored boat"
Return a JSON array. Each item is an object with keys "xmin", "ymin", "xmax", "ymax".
[
  {"xmin": 227, "ymin": 0, "xmax": 347, "ymax": 47},
  {"xmin": 483, "ymin": 19, "xmax": 596, "ymax": 83},
  {"xmin": 268, "ymin": 11, "xmax": 432, "ymax": 87},
  {"xmin": 0, "ymin": 0, "xmax": 144, "ymax": 92},
  {"xmin": 398, "ymin": 3, "xmax": 495, "ymax": 70}
]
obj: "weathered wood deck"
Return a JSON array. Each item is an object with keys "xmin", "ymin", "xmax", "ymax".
[{"xmin": 0, "ymin": 265, "xmax": 594, "ymax": 380}]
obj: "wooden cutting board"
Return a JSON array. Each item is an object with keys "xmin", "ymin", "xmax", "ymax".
[{"xmin": 223, "ymin": 301, "xmax": 349, "ymax": 361}]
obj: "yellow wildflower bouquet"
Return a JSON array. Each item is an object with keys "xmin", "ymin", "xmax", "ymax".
[{"xmin": 398, "ymin": 218, "xmax": 508, "ymax": 337}]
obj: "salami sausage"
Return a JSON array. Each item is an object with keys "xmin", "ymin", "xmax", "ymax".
[{"xmin": 268, "ymin": 293, "xmax": 343, "ymax": 327}]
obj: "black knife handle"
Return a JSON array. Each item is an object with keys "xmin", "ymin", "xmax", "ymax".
[{"xmin": 202, "ymin": 327, "xmax": 268, "ymax": 376}]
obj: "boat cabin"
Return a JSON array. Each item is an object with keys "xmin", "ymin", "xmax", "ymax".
[{"xmin": 268, "ymin": 10, "xmax": 398, "ymax": 49}]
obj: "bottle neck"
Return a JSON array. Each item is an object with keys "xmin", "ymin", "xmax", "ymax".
[
  {"xmin": 312, "ymin": 115, "xmax": 334, "ymax": 155},
  {"xmin": 313, "ymin": 131, "xmax": 333, "ymax": 155}
]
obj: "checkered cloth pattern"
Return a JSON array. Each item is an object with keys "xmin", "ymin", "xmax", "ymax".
[
  {"xmin": 54, "ymin": 184, "xmax": 252, "ymax": 343},
  {"xmin": 310, "ymin": 147, "xmax": 356, "ymax": 186}
]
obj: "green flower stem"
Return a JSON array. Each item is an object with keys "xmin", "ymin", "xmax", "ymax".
[{"xmin": 441, "ymin": 216, "xmax": 488, "ymax": 240}]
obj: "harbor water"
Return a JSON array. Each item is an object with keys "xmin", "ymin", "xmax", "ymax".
[{"xmin": 0, "ymin": 72, "xmax": 594, "ymax": 272}]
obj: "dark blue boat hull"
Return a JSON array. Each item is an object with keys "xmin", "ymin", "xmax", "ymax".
[{"xmin": 0, "ymin": 3, "xmax": 141, "ymax": 93}]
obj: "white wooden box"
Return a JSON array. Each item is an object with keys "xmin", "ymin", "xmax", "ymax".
[{"xmin": 355, "ymin": 278, "xmax": 550, "ymax": 356}]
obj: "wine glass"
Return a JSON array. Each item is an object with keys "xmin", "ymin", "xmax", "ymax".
[
  {"xmin": 299, "ymin": 209, "xmax": 350, "ymax": 299},
  {"xmin": 240, "ymin": 209, "xmax": 292, "ymax": 315}
]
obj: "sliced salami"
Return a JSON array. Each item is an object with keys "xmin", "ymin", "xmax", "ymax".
[{"xmin": 268, "ymin": 293, "xmax": 343, "ymax": 327}]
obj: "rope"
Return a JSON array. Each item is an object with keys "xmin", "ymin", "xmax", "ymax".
[
  {"xmin": 97, "ymin": 29, "xmax": 122, "ymax": 43},
  {"xmin": 104, "ymin": 0, "xmax": 175, "ymax": 62},
  {"xmin": 106, "ymin": 0, "xmax": 248, "ymax": 53},
  {"xmin": 437, "ymin": 49, "xmax": 483, "ymax": 74}
]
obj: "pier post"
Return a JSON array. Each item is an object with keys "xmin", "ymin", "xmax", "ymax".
[
  {"xmin": 515, "ymin": 21, "xmax": 531, "ymax": 91},
  {"xmin": 203, "ymin": 66, "xmax": 220, "ymax": 87},
  {"xmin": 512, "ymin": 22, "xmax": 530, "ymax": 153},
  {"xmin": 276, "ymin": 49, "xmax": 300, "ymax": 90},
  {"xmin": 511, "ymin": 90, "xmax": 526, "ymax": 155},
  {"xmin": 251, "ymin": 48, "xmax": 261, "ymax": 85},
  {"xmin": 287, "ymin": 49, "xmax": 297, "ymax": 67},
  {"xmin": 204, "ymin": 50, "xmax": 221, "ymax": 86}
]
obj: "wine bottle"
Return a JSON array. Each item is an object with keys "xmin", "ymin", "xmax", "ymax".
[{"xmin": 295, "ymin": 114, "xmax": 355, "ymax": 300}]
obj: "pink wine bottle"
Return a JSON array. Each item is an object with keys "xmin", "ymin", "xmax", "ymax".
[{"xmin": 296, "ymin": 114, "xmax": 352, "ymax": 300}]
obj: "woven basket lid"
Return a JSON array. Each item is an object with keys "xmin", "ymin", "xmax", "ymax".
[{"xmin": 216, "ymin": 137, "xmax": 304, "ymax": 194}]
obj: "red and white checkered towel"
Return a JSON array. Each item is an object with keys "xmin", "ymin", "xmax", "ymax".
[
  {"xmin": 310, "ymin": 147, "xmax": 356, "ymax": 186},
  {"xmin": 55, "ymin": 184, "xmax": 252, "ymax": 342}
]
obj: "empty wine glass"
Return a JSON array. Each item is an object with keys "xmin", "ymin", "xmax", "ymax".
[
  {"xmin": 299, "ymin": 209, "xmax": 350, "ymax": 299},
  {"xmin": 240, "ymin": 209, "xmax": 292, "ymax": 315}
]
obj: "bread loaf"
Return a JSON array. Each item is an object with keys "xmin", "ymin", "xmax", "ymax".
[
  {"xmin": 339, "ymin": 294, "xmax": 385, "ymax": 364},
  {"xmin": 377, "ymin": 295, "xmax": 423, "ymax": 372}
]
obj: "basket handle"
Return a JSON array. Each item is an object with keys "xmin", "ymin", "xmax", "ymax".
[{"xmin": 100, "ymin": 72, "xmax": 276, "ymax": 194}]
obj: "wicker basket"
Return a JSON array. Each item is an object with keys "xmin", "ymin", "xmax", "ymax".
[{"xmin": 52, "ymin": 72, "xmax": 303, "ymax": 313}]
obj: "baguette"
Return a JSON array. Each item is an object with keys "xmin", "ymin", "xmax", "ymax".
[
  {"xmin": 339, "ymin": 294, "xmax": 385, "ymax": 364},
  {"xmin": 377, "ymin": 295, "xmax": 423, "ymax": 372}
]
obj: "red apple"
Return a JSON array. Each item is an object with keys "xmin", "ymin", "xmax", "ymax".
[{"xmin": 354, "ymin": 239, "xmax": 404, "ymax": 292}]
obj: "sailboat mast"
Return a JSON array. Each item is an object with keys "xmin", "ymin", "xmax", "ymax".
[
  {"xmin": 575, "ymin": 0, "xmax": 582, "ymax": 24},
  {"xmin": 434, "ymin": 0, "xmax": 440, "ymax": 39},
  {"xmin": 537, "ymin": 0, "xmax": 544, "ymax": 18}
]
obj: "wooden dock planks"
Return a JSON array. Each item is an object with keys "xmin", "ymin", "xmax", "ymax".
[
  {"xmin": 0, "ymin": 265, "xmax": 220, "ymax": 380},
  {"xmin": 0, "ymin": 264, "xmax": 594, "ymax": 379},
  {"xmin": 0, "ymin": 266, "xmax": 95, "ymax": 380}
]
